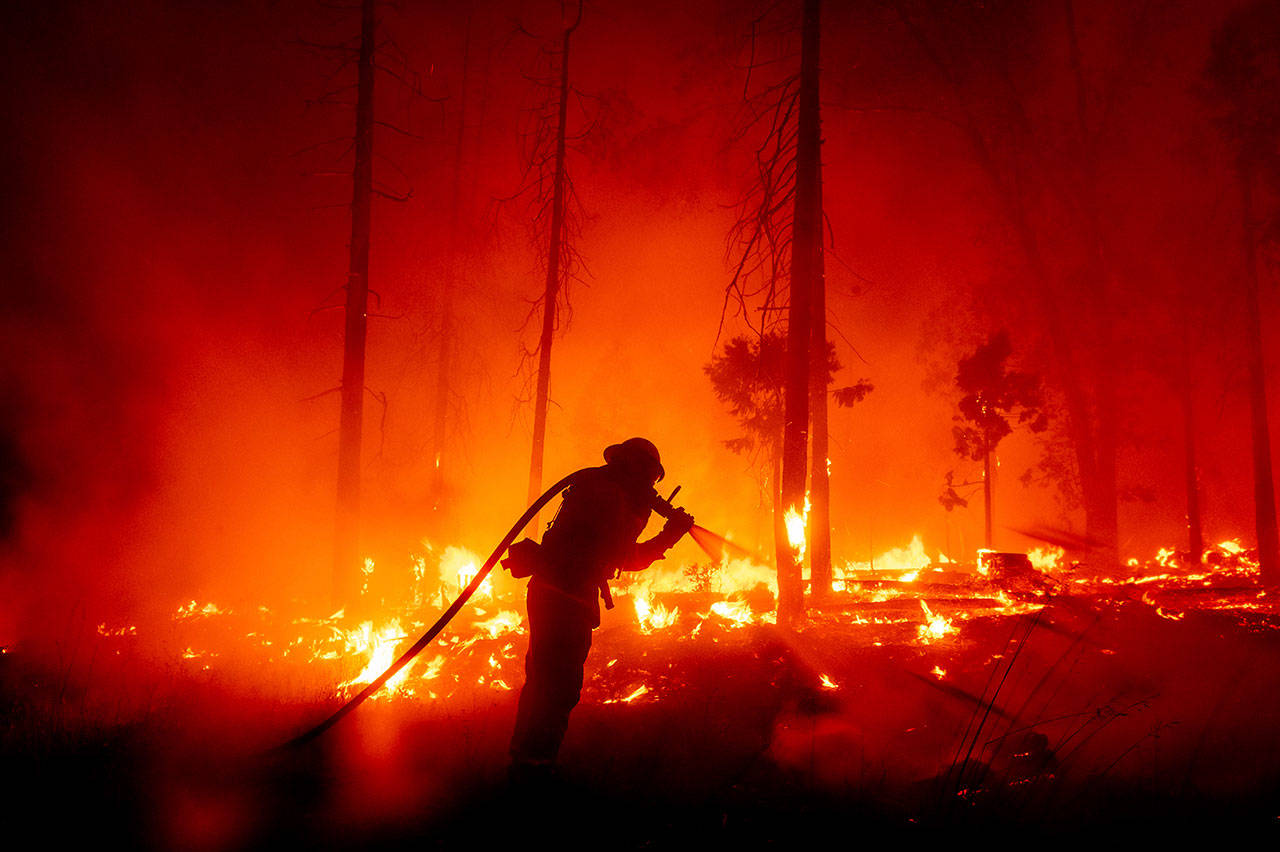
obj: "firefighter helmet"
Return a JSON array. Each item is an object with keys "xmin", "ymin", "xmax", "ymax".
[{"xmin": 603, "ymin": 437, "xmax": 665, "ymax": 482}]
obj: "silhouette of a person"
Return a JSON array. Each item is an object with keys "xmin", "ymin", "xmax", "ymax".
[{"xmin": 507, "ymin": 437, "xmax": 693, "ymax": 780}]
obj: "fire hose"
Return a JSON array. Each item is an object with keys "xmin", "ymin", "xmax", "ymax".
[{"xmin": 278, "ymin": 468, "xmax": 742, "ymax": 750}]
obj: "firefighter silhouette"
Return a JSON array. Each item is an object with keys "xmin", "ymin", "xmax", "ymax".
[{"xmin": 506, "ymin": 438, "xmax": 694, "ymax": 778}]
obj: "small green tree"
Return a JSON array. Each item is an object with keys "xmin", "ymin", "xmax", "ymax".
[
  {"xmin": 706, "ymin": 331, "xmax": 871, "ymax": 581},
  {"xmin": 951, "ymin": 330, "xmax": 1047, "ymax": 549}
]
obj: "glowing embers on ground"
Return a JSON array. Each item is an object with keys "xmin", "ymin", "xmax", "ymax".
[
  {"xmin": 103, "ymin": 543, "xmax": 531, "ymax": 703},
  {"xmin": 602, "ymin": 684, "xmax": 651, "ymax": 705},
  {"xmin": 473, "ymin": 608, "xmax": 522, "ymax": 640},
  {"xmin": 1101, "ymin": 538, "xmax": 1274, "ymax": 628},
  {"xmin": 87, "ymin": 533, "xmax": 1280, "ymax": 712}
]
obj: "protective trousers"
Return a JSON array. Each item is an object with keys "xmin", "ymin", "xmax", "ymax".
[{"xmin": 509, "ymin": 581, "xmax": 595, "ymax": 765}]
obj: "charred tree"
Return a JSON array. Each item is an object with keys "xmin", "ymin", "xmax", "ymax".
[
  {"xmin": 1241, "ymin": 171, "xmax": 1280, "ymax": 587},
  {"xmin": 802, "ymin": 0, "xmax": 832, "ymax": 604},
  {"xmin": 1204, "ymin": 1, "xmax": 1280, "ymax": 588},
  {"xmin": 1181, "ymin": 328, "xmax": 1204, "ymax": 564},
  {"xmin": 723, "ymin": 0, "xmax": 844, "ymax": 625},
  {"xmin": 334, "ymin": 0, "xmax": 377, "ymax": 606},
  {"xmin": 777, "ymin": 0, "xmax": 823, "ymax": 623},
  {"xmin": 526, "ymin": 3, "xmax": 582, "ymax": 515},
  {"xmin": 1062, "ymin": 0, "xmax": 1121, "ymax": 574},
  {"xmin": 429, "ymin": 19, "xmax": 478, "ymax": 514},
  {"xmin": 301, "ymin": 0, "xmax": 429, "ymax": 606}
]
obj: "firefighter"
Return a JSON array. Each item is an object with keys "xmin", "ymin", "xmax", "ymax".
[{"xmin": 506, "ymin": 437, "xmax": 694, "ymax": 780}]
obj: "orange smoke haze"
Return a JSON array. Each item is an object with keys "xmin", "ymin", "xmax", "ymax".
[{"xmin": 0, "ymin": 0, "xmax": 1273, "ymax": 646}]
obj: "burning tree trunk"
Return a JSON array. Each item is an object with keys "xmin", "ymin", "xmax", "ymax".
[
  {"xmin": 527, "ymin": 7, "xmax": 580, "ymax": 514},
  {"xmin": 334, "ymin": 0, "xmax": 376, "ymax": 606},
  {"xmin": 779, "ymin": 0, "xmax": 822, "ymax": 625},
  {"xmin": 806, "ymin": 81, "xmax": 831, "ymax": 602},
  {"xmin": 1240, "ymin": 169, "xmax": 1280, "ymax": 588},
  {"xmin": 772, "ymin": 436, "xmax": 787, "ymax": 583}
]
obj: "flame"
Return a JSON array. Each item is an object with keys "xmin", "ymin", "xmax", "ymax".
[
  {"xmin": 840, "ymin": 535, "xmax": 932, "ymax": 578},
  {"xmin": 709, "ymin": 599, "xmax": 755, "ymax": 627},
  {"xmin": 338, "ymin": 619, "xmax": 415, "ymax": 698},
  {"xmin": 440, "ymin": 546, "xmax": 490, "ymax": 600},
  {"xmin": 713, "ymin": 556, "xmax": 778, "ymax": 598},
  {"xmin": 474, "ymin": 609, "xmax": 524, "ymax": 639},
  {"xmin": 604, "ymin": 684, "xmax": 651, "ymax": 704},
  {"xmin": 1027, "ymin": 546, "xmax": 1064, "ymax": 573},
  {"xmin": 916, "ymin": 600, "xmax": 955, "ymax": 643},
  {"xmin": 784, "ymin": 496, "xmax": 810, "ymax": 562},
  {"xmin": 634, "ymin": 592, "xmax": 679, "ymax": 633},
  {"xmin": 117, "ymin": 532, "xmax": 1271, "ymax": 711},
  {"xmin": 176, "ymin": 601, "xmax": 226, "ymax": 619}
]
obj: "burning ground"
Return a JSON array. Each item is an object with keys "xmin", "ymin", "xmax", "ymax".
[{"xmin": 4, "ymin": 539, "xmax": 1279, "ymax": 847}]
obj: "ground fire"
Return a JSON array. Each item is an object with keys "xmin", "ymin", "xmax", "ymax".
[{"xmin": 87, "ymin": 538, "xmax": 1269, "ymax": 707}]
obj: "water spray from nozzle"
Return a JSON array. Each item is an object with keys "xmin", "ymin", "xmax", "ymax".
[{"xmin": 650, "ymin": 484, "xmax": 762, "ymax": 563}]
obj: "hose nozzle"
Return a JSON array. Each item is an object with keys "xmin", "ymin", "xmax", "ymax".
[{"xmin": 651, "ymin": 485, "xmax": 683, "ymax": 519}]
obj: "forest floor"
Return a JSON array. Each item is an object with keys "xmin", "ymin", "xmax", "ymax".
[{"xmin": 4, "ymin": 569, "xmax": 1280, "ymax": 849}]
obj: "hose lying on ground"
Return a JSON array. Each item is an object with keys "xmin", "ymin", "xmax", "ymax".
[{"xmin": 277, "ymin": 470, "xmax": 585, "ymax": 750}]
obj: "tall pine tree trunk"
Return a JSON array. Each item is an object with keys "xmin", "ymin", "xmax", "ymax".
[
  {"xmin": 983, "ymin": 447, "xmax": 993, "ymax": 549},
  {"xmin": 772, "ymin": 436, "xmax": 787, "ymax": 584},
  {"xmin": 779, "ymin": 0, "xmax": 821, "ymax": 625},
  {"xmin": 1181, "ymin": 316, "xmax": 1203, "ymax": 563},
  {"xmin": 334, "ymin": 0, "xmax": 375, "ymax": 606},
  {"xmin": 430, "ymin": 19, "xmax": 473, "ymax": 512},
  {"xmin": 806, "ymin": 48, "xmax": 831, "ymax": 602},
  {"xmin": 1241, "ymin": 169, "xmax": 1280, "ymax": 588},
  {"xmin": 1065, "ymin": 0, "xmax": 1120, "ymax": 573},
  {"xmin": 527, "ymin": 16, "xmax": 576, "ymax": 517}
]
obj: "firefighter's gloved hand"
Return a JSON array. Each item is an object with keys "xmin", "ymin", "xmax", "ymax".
[{"xmin": 657, "ymin": 508, "xmax": 695, "ymax": 549}]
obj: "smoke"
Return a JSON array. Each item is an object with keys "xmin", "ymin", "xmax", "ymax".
[{"xmin": 0, "ymin": 0, "xmax": 1270, "ymax": 655}]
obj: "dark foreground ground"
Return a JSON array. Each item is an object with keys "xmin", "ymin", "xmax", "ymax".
[{"xmin": 4, "ymin": 587, "xmax": 1280, "ymax": 849}]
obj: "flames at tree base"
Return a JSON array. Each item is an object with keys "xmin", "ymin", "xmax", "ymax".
[{"xmin": 3, "ymin": 544, "xmax": 1280, "ymax": 847}]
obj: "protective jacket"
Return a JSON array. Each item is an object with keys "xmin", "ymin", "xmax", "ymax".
[{"xmin": 533, "ymin": 464, "xmax": 674, "ymax": 627}]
